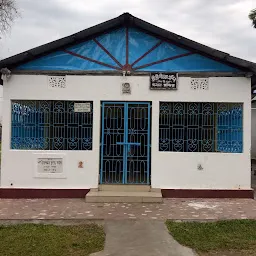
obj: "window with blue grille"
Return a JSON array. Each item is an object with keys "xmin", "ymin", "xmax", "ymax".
[
  {"xmin": 159, "ymin": 102, "xmax": 243, "ymax": 153},
  {"xmin": 11, "ymin": 100, "xmax": 93, "ymax": 150}
]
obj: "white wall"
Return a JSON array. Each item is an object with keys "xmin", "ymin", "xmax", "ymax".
[
  {"xmin": 0, "ymin": 85, "xmax": 3, "ymax": 124},
  {"xmin": 1, "ymin": 75, "xmax": 251, "ymax": 189},
  {"xmin": 251, "ymin": 104, "xmax": 256, "ymax": 158}
]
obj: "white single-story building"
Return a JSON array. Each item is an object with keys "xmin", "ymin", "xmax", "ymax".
[{"xmin": 0, "ymin": 13, "xmax": 255, "ymax": 199}]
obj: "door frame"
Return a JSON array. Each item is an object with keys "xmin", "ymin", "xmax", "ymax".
[{"xmin": 99, "ymin": 101, "xmax": 152, "ymax": 184}]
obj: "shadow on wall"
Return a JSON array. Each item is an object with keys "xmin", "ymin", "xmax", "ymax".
[
  {"xmin": 252, "ymin": 106, "xmax": 256, "ymax": 158},
  {"xmin": 251, "ymin": 105, "xmax": 256, "ymax": 191},
  {"xmin": 0, "ymin": 85, "xmax": 2, "ymax": 126},
  {"xmin": 0, "ymin": 84, "xmax": 3, "ymax": 165}
]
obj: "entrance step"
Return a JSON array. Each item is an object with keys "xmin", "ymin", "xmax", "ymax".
[
  {"xmin": 99, "ymin": 185, "xmax": 151, "ymax": 192},
  {"xmin": 85, "ymin": 191, "xmax": 163, "ymax": 203}
]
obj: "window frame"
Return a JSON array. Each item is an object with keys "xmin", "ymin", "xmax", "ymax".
[
  {"xmin": 159, "ymin": 101, "xmax": 243, "ymax": 153},
  {"xmin": 10, "ymin": 100, "xmax": 94, "ymax": 151}
]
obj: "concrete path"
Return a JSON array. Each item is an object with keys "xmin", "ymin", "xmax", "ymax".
[{"xmin": 91, "ymin": 220, "xmax": 197, "ymax": 256}]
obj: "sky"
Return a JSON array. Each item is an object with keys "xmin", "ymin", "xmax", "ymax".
[{"xmin": 0, "ymin": 0, "xmax": 255, "ymax": 62}]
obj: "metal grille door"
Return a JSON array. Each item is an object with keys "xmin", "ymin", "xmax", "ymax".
[{"xmin": 100, "ymin": 102, "xmax": 151, "ymax": 184}]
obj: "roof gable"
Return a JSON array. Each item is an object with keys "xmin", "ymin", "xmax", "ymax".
[
  {"xmin": 16, "ymin": 26, "xmax": 239, "ymax": 72},
  {"xmin": 1, "ymin": 13, "xmax": 255, "ymax": 74}
]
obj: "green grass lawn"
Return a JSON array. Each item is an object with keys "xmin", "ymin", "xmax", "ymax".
[
  {"xmin": 0, "ymin": 223, "xmax": 105, "ymax": 256},
  {"xmin": 166, "ymin": 220, "xmax": 256, "ymax": 256}
]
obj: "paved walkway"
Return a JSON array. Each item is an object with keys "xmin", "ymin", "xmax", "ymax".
[
  {"xmin": 0, "ymin": 198, "xmax": 256, "ymax": 220},
  {"xmin": 91, "ymin": 220, "xmax": 197, "ymax": 256}
]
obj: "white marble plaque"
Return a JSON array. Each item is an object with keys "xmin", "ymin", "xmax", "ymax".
[
  {"xmin": 74, "ymin": 103, "xmax": 91, "ymax": 112},
  {"xmin": 37, "ymin": 158, "xmax": 63, "ymax": 174}
]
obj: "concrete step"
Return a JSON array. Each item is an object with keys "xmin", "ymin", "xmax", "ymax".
[
  {"xmin": 99, "ymin": 185, "xmax": 151, "ymax": 192},
  {"xmin": 85, "ymin": 191, "xmax": 163, "ymax": 203}
]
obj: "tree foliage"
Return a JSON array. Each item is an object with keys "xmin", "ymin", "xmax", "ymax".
[
  {"xmin": 249, "ymin": 8, "xmax": 256, "ymax": 28},
  {"xmin": 0, "ymin": 0, "xmax": 18, "ymax": 34}
]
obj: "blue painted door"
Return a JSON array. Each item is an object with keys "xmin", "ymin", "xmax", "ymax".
[{"xmin": 100, "ymin": 102, "xmax": 151, "ymax": 184}]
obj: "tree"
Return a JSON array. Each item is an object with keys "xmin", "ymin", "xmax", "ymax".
[
  {"xmin": 249, "ymin": 8, "xmax": 256, "ymax": 28},
  {"xmin": 0, "ymin": 0, "xmax": 18, "ymax": 34}
]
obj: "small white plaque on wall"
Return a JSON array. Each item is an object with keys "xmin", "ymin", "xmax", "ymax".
[
  {"xmin": 74, "ymin": 103, "xmax": 91, "ymax": 112},
  {"xmin": 34, "ymin": 153, "xmax": 66, "ymax": 179},
  {"xmin": 37, "ymin": 158, "xmax": 63, "ymax": 174},
  {"xmin": 122, "ymin": 83, "xmax": 131, "ymax": 94}
]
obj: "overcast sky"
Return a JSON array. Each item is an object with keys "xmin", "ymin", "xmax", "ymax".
[{"xmin": 0, "ymin": 0, "xmax": 255, "ymax": 62}]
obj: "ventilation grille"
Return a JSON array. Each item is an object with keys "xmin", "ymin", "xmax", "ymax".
[
  {"xmin": 48, "ymin": 76, "xmax": 66, "ymax": 89},
  {"xmin": 191, "ymin": 78, "xmax": 209, "ymax": 90}
]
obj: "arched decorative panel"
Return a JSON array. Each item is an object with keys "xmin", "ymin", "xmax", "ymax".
[{"xmin": 17, "ymin": 27, "xmax": 239, "ymax": 72}]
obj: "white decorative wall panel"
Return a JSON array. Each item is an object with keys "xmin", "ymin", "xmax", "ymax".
[
  {"xmin": 191, "ymin": 78, "xmax": 209, "ymax": 90},
  {"xmin": 48, "ymin": 76, "xmax": 66, "ymax": 89}
]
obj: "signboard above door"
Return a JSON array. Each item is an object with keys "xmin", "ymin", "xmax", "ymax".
[{"xmin": 150, "ymin": 73, "xmax": 178, "ymax": 90}]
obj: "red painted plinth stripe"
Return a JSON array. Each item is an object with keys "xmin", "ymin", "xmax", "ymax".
[
  {"xmin": 0, "ymin": 189, "xmax": 90, "ymax": 198},
  {"xmin": 161, "ymin": 189, "xmax": 254, "ymax": 199}
]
